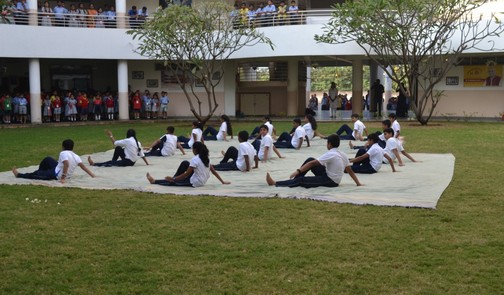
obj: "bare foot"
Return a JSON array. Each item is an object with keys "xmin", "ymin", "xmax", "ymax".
[
  {"xmin": 87, "ymin": 156, "xmax": 94, "ymax": 166},
  {"xmin": 12, "ymin": 167, "xmax": 19, "ymax": 177},
  {"xmin": 221, "ymin": 150, "xmax": 225, "ymax": 156},
  {"xmin": 266, "ymin": 172, "xmax": 276, "ymax": 186},
  {"xmin": 349, "ymin": 141, "xmax": 354, "ymax": 149},
  {"xmin": 146, "ymin": 172, "xmax": 155, "ymax": 184}
]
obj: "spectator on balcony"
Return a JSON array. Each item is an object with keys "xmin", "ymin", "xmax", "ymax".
[
  {"xmin": 182, "ymin": 0, "xmax": 192, "ymax": 8},
  {"xmin": 137, "ymin": 6, "xmax": 148, "ymax": 25},
  {"xmin": 96, "ymin": 7, "xmax": 106, "ymax": 28},
  {"xmin": 276, "ymin": 1, "xmax": 287, "ymax": 25},
  {"xmin": 67, "ymin": 4, "xmax": 79, "ymax": 27},
  {"xmin": 86, "ymin": 3, "xmax": 97, "ymax": 28},
  {"xmin": 76, "ymin": 2, "xmax": 87, "ymax": 27},
  {"xmin": 288, "ymin": 0, "xmax": 299, "ymax": 24},
  {"xmin": 1, "ymin": 1, "xmax": 16, "ymax": 25},
  {"xmin": 238, "ymin": 2, "xmax": 248, "ymax": 27},
  {"xmin": 247, "ymin": 3, "xmax": 256, "ymax": 27},
  {"xmin": 230, "ymin": 3, "xmax": 239, "ymax": 28},
  {"xmin": 263, "ymin": 0, "xmax": 276, "ymax": 26},
  {"xmin": 128, "ymin": 5, "xmax": 139, "ymax": 28},
  {"xmin": 254, "ymin": 2, "xmax": 265, "ymax": 26},
  {"xmin": 104, "ymin": 5, "xmax": 116, "ymax": 28},
  {"xmin": 53, "ymin": 1, "xmax": 67, "ymax": 26},
  {"xmin": 14, "ymin": 0, "xmax": 29, "ymax": 25},
  {"xmin": 39, "ymin": 1, "xmax": 53, "ymax": 26}
]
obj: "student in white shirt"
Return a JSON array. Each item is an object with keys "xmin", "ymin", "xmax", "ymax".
[
  {"xmin": 178, "ymin": 121, "xmax": 204, "ymax": 149},
  {"xmin": 144, "ymin": 126, "xmax": 186, "ymax": 157},
  {"xmin": 274, "ymin": 118, "xmax": 306, "ymax": 149},
  {"xmin": 88, "ymin": 129, "xmax": 149, "ymax": 167},
  {"xmin": 383, "ymin": 128, "xmax": 417, "ymax": 165},
  {"xmin": 335, "ymin": 113, "xmax": 368, "ymax": 141},
  {"xmin": 350, "ymin": 133, "xmax": 396, "ymax": 174},
  {"xmin": 147, "ymin": 142, "xmax": 229, "ymax": 187},
  {"xmin": 266, "ymin": 135, "xmax": 362, "ymax": 188},
  {"xmin": 388, "ymin": 113, "xmax": 401, "ymax": 138},
  {"xmin": 13, "ymin": 139, "xmax": 95, "ymax": 183},
  {"xmin": 202, "ymin": 114, "xmax": 233, "ymax": 141},
  {"xmin": 252, "ymin": 125, "xmax": 283, "ymax": 162},
  {"xmin": 213, "ymin": 131, "xmax": 258, "ymax": 172}
]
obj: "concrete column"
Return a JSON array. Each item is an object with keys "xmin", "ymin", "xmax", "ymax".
[
  {"xmin": 384, "ymin": 66, "xmax": 393, "ymax": 115},
  {"xmin": 306, "ymin": 64, "xmax": 312, "ymax": 107},
  {"xmin": 377, "ymin": 66, "xmax": 386, "ymax": 116},
  {"xmin": 27, "ymin": 0, "xmax": 38, "ymax": 26},
  {"xmin": 29, "ymin": 59, "xmax": 42, "ymax": 124},
  {"xmin": 117, "ymin": 60, "xmax": 129, "ymax": 120},
  {"xmin": 223, "ymin": 61, "xmax": 237, "ymax": 117},
  {"xmin": 287, "ymin": 59, "xmax": 299, "ymax": 116},
  {"xmin": 351, "ymin": 59, "xmax": 363, "ymax": 115},
  {"xmin": 369, "ymin": 62, "xmax": 378, "ymax": 112},
  {"xmin": 116, "ymin": 0, "xmax": 127, "ymax": 29}
]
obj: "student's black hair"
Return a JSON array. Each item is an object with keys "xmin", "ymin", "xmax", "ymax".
[
  {"xmin": 221, "ymin": 114, "xmax": 233, "ymax": 136},
  {"xmin": 62, "ymin": 139, "xmax": 74, "ymax": 151},
  {"xmin": 126, "ymin": 129, "xmax": 141, "ymax": 155},
  {"xmin": 326, "ymin": 134, "xmax": 340, "ymax": 148},
  {"xmin": 367, "ymin": 133, "xmax": 379, "ymax": 144},
  {"xmin": 351, "ymin": 113, "xmax": 360, "ymax": 119},
  {"xmin": 260, "ymin": 124, "xmax": 269, "ymax": 132},
  {"xmin": 306, "ymin": 114, "xmax": 318, "ymax": 130},
  {"xmin": 238, "ymin": 130, "xmax": 249, "ymax": 142},
  {"xmin": 388, "ymin": 113, "xmax": 396, "ymax": 119},
  {"xmin": 382, "ymin": 119, "xmax": 391, "ymax": 128},
  {"xmin": 192, "ymin": 121, "xmax": 203, "ymax": 130},
  {"xmin": 192, "ymin": 142, "xmax": 210, "ymax": 167},
  {"xmin": 263, "ymin": 115, "xmax": 272, "ymax": 124},
  {"xmin": 383, "ymin": 128, "xmax": 394, "ymax": 136},
  {"xmin": 166, "ymin": 126, "xmax": 175, "ymax": 134},
  {"xmin": 293, "ymin": 118, "xmax": 301, "ymax": 125}
]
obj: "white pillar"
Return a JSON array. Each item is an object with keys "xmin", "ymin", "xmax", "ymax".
[
  {"xmin": 223, "ymin": 61, "xmax": 237, "ymax": 117},
  {"xmin": 117, "ymin": 60, "xmax": 129, "ymax": 120},
  {"xmin": 351, "ymin": 59, "xmax": 363, "ymax": 114},
  {"xmin": 287, "ymin": 59, "xmax": 299, "ymax": 116},
  {"xmin": 116, "ymin": 0, "xmax": 127, "ymax": 28},
  {"xmin": 384, "ymin": 66, "xmax": 393, "ymax": 115},
  {"xmin": 29, "ymin": 59, "xmax": 42, "ymax": 124},
  {"xmin": 27, "ymin": 0, "xmax": 38, "ymax": 26}
]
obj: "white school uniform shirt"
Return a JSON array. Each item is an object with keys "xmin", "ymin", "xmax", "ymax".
[
  {"xmin": 188, "ymin": 128, "xmax": 203, "ymax": 148},
  {"xmin": 391, "ymin": 120, "xmax": 401, "ymax": 137},
  {"xmin": 291, "ymin": 125, "xmax": 306, "ymax": 148},
  {"xmin": 264, "ymin": 121, "xmax": 274, "ymax": 136},
  {"xmin": 236, "ymin": 142, "xmax": 257, "ymax": 171},
  {"xmin": 160, "ymin": 134, "xmax": 178, "ymax": 156},
  {"xmin": 55, "ymin": 150, "xmax": 83, "ymax": 180},
  {"xmin": 317, "ymin": 148, "xmax": 350, "ymax": 185},
  {"xmin": 366, "ymin": 143, "xmax": 384, "ymax": 172},
  {"xmin": 114, "ymin": 137, "xmax": 145, "ymax": 162},
  {"xmin": 258, "ymin": 134, "xmax": 273, "ymax": 160},
  {"xmin": 303, "ymin": 122, "xmax": 314, "ymax": 140},
  {"xmin": 384, "ymin": 137, "xmax": 404, "ymax": 162},
  {"xmin": 216, "ymin": 121, "xmax": 227, "ymax": 141},
  {"xmin": 353, "ymin": 120, "xmax": 366, "ymax": 140},
  {"xmin": 189, "ymin": 155, "xmax": 210, "ymax": 187}
]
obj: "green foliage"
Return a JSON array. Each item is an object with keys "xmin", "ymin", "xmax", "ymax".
[
  {"xmin": 1, "ymin": 122, "xmax": 504, "ymax": 293},
  {"xmin": 315, "ymin": 0, "xmax": 504, "ymax": 125},
  {"xmin": 310, "ymin": 66, "xmax": 371, "ymax": 92},
  {"xmin": 128, "ymin": 1, "xmax": 274, "ymax": 124}
]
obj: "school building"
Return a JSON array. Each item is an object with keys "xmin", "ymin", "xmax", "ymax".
[{"xmin": 1, "ymin": 0, "xmax": 503, "ymax": 123}]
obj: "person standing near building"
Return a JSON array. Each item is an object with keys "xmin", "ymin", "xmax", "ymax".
[
  {"xmin": 328, "ymin": 82, "xmax": 339, "ymax": 119},
  {"xmin": 371, "ymin": 79, "xmax": 385, "ymax": 117}
]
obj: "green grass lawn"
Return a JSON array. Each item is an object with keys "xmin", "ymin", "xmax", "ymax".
[{"xmin": 1, "ymin": 120, "xmax": 503, "ymax": 294}]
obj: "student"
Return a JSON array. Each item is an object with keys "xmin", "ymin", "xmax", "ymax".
[
  {"xmin": 388, "ymin": 113, "xmax": 401, "ymax": 138},
  {"xmin": 88, "ymin": 129, "xmax": 149, "ymax": 167},
  {"xmin": 350, "ymin": 119, "xmax": 390, "ymax": 150},
  {"xmin": 383, "ymin": 128, "xmax": 417, "ymax": 165},
  {"xmin": 350, "ymin": 133, "xmax": 396, "ymax": 174},
  {"xmin": 12, "ymin": 139, "xmax": 95, "ymax": 183},
  {"xmin": 146, "ymin": 142, "xmax": 230, "ymax": 187},
  {"xmin": 144, "ymin": 126, "xmax": 186, "ymax": 157},
  {"xmin": 202, "ymin": 114, "xmax": 233, "ymax": 141},
  {"xmin": 159, "ymin": 91, "xmax": 169, "ymax": 119},
  {"xmin": 303, "ymin": 114, "xmax": 325, "ymax": 144},
  {"xmin": 274, "ymin": 118, "xmax": 306, "ymax": 149},
  {"xmin": 335, "ymin": 113, "xmax": 368, "ymax": 141},
  {"xmin": 252, "ymin": 124, "xmax": 283, "ymax": 162},
  {"xmin": 213, "ymin": 130, "xmax": 258, "ymax": 172},
  {"xmin": 177, "ymin": 121, "xmax": 204, "ymax": 149},
  {"xmin": 250, "ymin": 115, "xmax": 276, "ymax": 139},
  {"xmin": 266, "ymin": 135, "xmax": 362, "ymax": 188}
]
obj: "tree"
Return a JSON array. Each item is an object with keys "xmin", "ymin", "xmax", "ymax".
[
  {"xmin": 128, "ymin": 1, "xmax": 274, "ymax": 124},
  {"xmin": 315, "ymin": 0, "xmax": 504, "ymax": 125}
]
